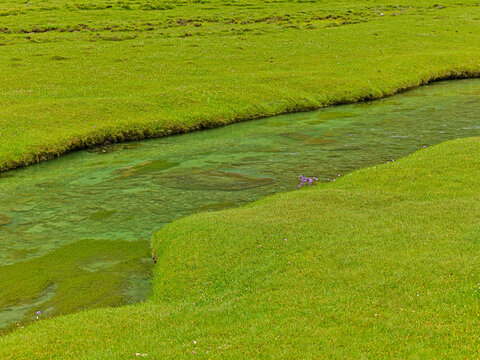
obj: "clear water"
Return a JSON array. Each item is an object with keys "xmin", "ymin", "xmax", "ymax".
[{"xmin": 1, "ymin": 79, "xmax": 480, "ymax": 329}]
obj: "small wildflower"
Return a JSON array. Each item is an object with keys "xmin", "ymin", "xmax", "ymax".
[{"xmin": 297, "ymin": 175, "xmax": 318, "ymax": 189}]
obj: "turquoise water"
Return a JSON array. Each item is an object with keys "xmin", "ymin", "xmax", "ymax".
[{"xmin": 1, "ymin": 79, "xmax": 480, "ymax": 329}]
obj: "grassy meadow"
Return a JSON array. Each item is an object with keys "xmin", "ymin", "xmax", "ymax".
[
  {"xmin": 2, "ymin": 137, "xmax": 480, "ymax": 358},
  {"xmin": 2, "ymin": 0, "xmax": 480, "ymax": 358},
  {"xmin": 0, "ymin": 0, "xmax": 480, "ymax": 171}
]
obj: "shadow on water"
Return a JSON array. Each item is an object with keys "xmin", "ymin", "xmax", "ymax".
[{"xmin": 2, "ymin": 79, "xmax": 480, "ymax": 330}]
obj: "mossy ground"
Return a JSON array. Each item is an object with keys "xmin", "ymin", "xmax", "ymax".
[
  {"xmin": 1, "ymin": 0, "xmax": 480, "ymax": 171},
  {"xmin": 2, "ymin": 137, "xmax": 480, "ymax": 358}
]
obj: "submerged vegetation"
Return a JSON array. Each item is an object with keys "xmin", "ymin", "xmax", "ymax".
[
  {"xmin": 2, "ymin": 138, "xmax": 480, "ymax": 358},
  {"xmin": 0, "ymin": 239, "xmax": 152, "ymax": 333},
  {"xmin": 0, "ymin": 0, "xmax": 480, "ymax": 171}
]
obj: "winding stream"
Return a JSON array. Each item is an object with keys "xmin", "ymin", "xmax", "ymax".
[{"xmin": 1, "ymin": 79, "xmax": 480, "ymax": 330}]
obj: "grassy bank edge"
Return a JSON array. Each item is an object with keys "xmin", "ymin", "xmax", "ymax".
[{"xmin": 2, "ymin": 69, "xmax": 479, "ymax": 173}]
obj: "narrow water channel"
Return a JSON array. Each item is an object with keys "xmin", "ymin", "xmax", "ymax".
[{"xmin": 1, "ymin": 79, "xmax": 480, "ymax": 330}]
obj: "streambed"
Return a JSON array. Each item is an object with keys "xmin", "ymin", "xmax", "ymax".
[{"xmin": 1, "ymin": 79, "xmax": 480, "ymax": 330}]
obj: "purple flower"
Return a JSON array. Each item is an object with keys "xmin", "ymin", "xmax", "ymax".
[
  {"xmin": 36, "ymin": 311, "xmax": 41, "ymax": 315},
  {"xmin": 297, "ymin": 175, "xmax": 319, "ymax": 189}
]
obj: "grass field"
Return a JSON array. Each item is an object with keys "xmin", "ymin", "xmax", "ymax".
[
  {"xmin": 1, "ymin": 137, "xmax": 480, "ymax": 358},
  {"xmin": 2, "ymin": 0, "xmax": 480, "ymax": 358},
  {"xmin": 0, "ymin": 0, "xmax": 480, "ymax": 171}
]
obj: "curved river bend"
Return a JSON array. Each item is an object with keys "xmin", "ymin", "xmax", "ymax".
[{"xmin": 1, "ymin": 79, "xmax": 480, "ymax": 330}]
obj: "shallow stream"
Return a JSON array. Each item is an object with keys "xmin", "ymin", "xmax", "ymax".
[{"xmin": 1, "ymin": 79, "xmax": 480, "ymax": 330}]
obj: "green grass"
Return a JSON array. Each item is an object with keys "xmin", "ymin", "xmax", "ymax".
[
  {"xmin": 2, "ymin": 137, "xmax": 480, "ymax": 358},
  {"xmin": 1, "ymin": 0, "xmax": 480, "ymax": 171},
  {"xmin": 3, "ymin": 1, "xmax": 480, "ymax": 357}
]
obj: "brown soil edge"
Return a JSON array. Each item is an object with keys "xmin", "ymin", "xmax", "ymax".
[{"xmin": 1, "ymin": 69, "xmax": 479, "ymax": 173}]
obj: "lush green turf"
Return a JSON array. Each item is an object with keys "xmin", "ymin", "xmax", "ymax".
[
  {"xmin": 1, "ymin": 137, "xmax": 480, "ymax": 358},
  {"xmin": 1, "ymin": 0, "xmax": 480, "ymax": 171},
  {"xmin": 3, "ymin": 1, "xmax": 480, "ymax": 357}
]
